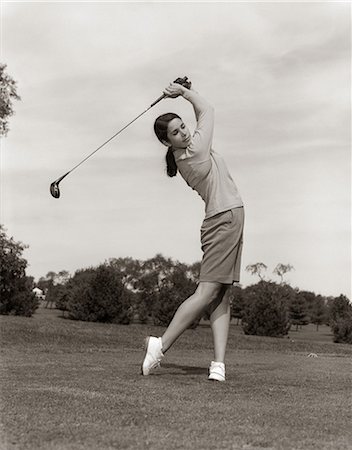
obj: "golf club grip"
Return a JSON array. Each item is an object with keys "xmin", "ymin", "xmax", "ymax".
[{"xmin": 150, "ymin": 76, "xmax": 191, "ymax": 107}]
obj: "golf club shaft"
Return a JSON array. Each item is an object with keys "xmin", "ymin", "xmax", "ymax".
[
  {"xmin": 61, "ymin": 101, "xmax": 159, "ymax": 180},
  {"xmin": 51, "ymin": 76, "xmax": 190, "ymax": 189}
]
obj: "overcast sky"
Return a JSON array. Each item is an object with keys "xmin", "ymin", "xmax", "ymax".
[{"xmin": 1, "ymin": 1, "xmax": 351, "ymax": 298}]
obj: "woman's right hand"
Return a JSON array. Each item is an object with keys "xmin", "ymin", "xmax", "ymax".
[{"xmin": 163, "ymin": 82, "xmax": 187, "ymax": 99}]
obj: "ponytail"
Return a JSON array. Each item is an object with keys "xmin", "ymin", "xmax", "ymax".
[
  {"xmin": 166, "ymin": 147, "xmax": 177, "ymax": 177},
  {"xmin": 154, "ymin": 113, "xmax": 181, "ymax": 178}
]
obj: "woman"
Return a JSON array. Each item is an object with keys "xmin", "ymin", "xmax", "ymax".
[{"xmin": 141, "ymin": 81, "xmax": 244, "ymax": 382}]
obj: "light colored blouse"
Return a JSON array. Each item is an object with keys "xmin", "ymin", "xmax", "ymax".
[{"xmin": 173, "ymin": 90, "xmax": 243, "ymax": 219}]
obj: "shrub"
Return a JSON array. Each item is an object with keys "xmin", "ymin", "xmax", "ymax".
[
  {"xmin": 332, "ymin": 316, "xmax": 352, "ymax": 344},
  {"xmin": 152, "ymin": 263, "xmax": 198, "ymax": 327},
  {"xmin": 52, "ymin": 285, "xmax": 70, "ymax": 316},
  {"xmin": 310, "ymin": 295, "xmax": 327, "ymax": 331},
  {"xmin": 64, "ymin": 268, "xmax": 95, "ymax": 320},
  {"xmin": 137, "ymin": 256, "xmax": 199, "ymax": 328},
  {"xmin": 288, "ymin": 293, "xmax": 309, "ymax": 330},
  {"xmin": 330, "ymin": 295, "xmax": 352, "ymax": 344},
  {"xmin": 242, "ymin": 281, "xmax": 292, "ymax": 337},
  {"xmin": 67, "ymin": 265, "xmax": 133, "ymax": 324},
  {"xmin": 0, "ymin": 226, "xmax": 38, "ymax": 317},
  {"xmin": 134, "ymin": 292, "xmax": 152, "ymax": 324},
  {"xmin": 328, "ymin": 295, "xmax": 351, "ymax": 324},
  {"xmin": 230, "ymin": 285, "xmax": 245, "ymax": 324},
  {"xmin": 1, "ymin": 276, "xmax": 39, "ymax": 317}
]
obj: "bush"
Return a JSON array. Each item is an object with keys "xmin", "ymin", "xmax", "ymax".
[
  {"xmin": 60, "ymin": 268, "xmax": 93, "ymax": 320},
  {"xmin": 328, "ymin": 295, "xmax": 351, "ymax": 324},
  {"xmin": 152, "ymin": 263, "xmax": 198, "ymax": 327},
  {"xmin": 241, "ymin": 281, "xmax": 292, "ymax": 337},
  {"xmin": 0, "ymin": 226, "xmax": 39, "ymax": 317},
  {"xmin": 332, "ymin": 316, "xmax": 352, "ymax": 344},
  {"xmin": 310, "ymin": 295, "xmax": 327, "ymax": 331},
  {"xmin": 1, "ymin": 276, "xmax": 39, "ymax": 317},
  {"xmin": 52, "ymin": 285, "xmax": 70, "ymax": 316},
  {"xmin": 288, "ymin": 293, "xmax": 309, "ymax": 330},
  {"xmin": 230, "ymin": 285, "xmax": 245, "ymax": 324},
  {"xmin": 134, "ymin": 255, "xmax": 198, "ymax": 327},
  {"xmin": 67, "ymin": 265, "xmax": 133, "ymax": 324},
  {"xmin": 330, "ymin": 295, "xmax": 352, "ymax": 344}
]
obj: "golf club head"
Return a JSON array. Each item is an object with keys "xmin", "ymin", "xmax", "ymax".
[
  {"xmin": 50, "ymin": 172, "xmax": 70, "ymax": 199},
  {"xmin": 50, "ymin": 181, "xmax": 61, "ymax": 198}
]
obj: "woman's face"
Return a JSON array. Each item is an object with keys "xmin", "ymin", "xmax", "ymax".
[{"xmin": 166, "ymin": 118, "xmax": 191, "ymax": 149}]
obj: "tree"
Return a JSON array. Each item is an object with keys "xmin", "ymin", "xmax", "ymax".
[
  {"xmin": 273, "ymin": 264, "xmax": 294, "ymax": 284},
  {"xmin": 67, "ymin": 265, "xmax": 133, "ymax": 324},
  {"xmin": 230, "ymin": 285, "xmax": 245, "ymax": 324},
  {"xmin": 0, "ymin": 64, "xmax": 21, "ymax": 136},
  {"xmin": 108, "ymin": 257, "xmax": 144, "ymax": 321},
  {"xmin": 0, "ymin": 225, "xmax": 38, "ymax": 316},
  {"xmin": 329, "ymin": 295, "xmax": 351, "ymax": 324},
  {"xmin": 64, "ymin": 268, "xmax": 96, "ymax": 319},
  {"xmin": 310, "ymin": 295, "xmax": 327, "ymax": 331},
  {"xmin": 329, "ymin": 295, "xmax": 352, "ymax": 344},
  {"xmin": 298, "ymin": 290, "xmax": 317, "ymax": 322},
  {"xmin": 108, "ymin": 257, "xmax": 142, "ymax": 290},
  {"xmin": 55, "ymin": 270, "xmax": 70, "ymax": 285},
  {"xmin": 154, "ymin": 261, "xmax": 198, "ymax": 327},
  {"xmin": 331, "ymin": 314, "xmax": 352, "ymax": 344},
  {"xmin": 246, "ymin": 263, "xmax": 267, "ymax": 281},
  {"xmin": 37, "ymin": 274, "xmax": 54, "ymax": 294},
  {"xmin": 37, "ymin": 270, "xmax": 70, "ymax": 290},
  {"xmin": 289, "ymin": 293, "xmax": 309, "ymax": 331},
  {"xmin": 48, "ymin": 284, "xmax": 69, "ymax": 316},
  {"xmin": 186, "ymin": 261, "xmax": 201, "ymax": 283},
  {"xmin": 135, "ymin": 254, "xmax": 200, "ymax": 327},
  {"xmin": 37, "ymin": 270, "xmax": 71, "ymax": 308},
  {"xmin": 136, "ymin": 254, "xmax": 173, "ymax": 324},
  {"xmin": 242, "ymin": 281, "xmax": 292, "ymax": 337}
]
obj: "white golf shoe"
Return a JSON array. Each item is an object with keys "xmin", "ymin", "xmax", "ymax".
[
  {"xmin": 141, "ymin": 336, "xmax": 164, "ymax": 376},
  {"xmin": 208, "ymin": 361, "xmax": 226, "ymax": 382}
]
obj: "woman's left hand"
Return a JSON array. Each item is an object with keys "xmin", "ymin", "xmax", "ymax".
[{"xmin": 163, "ymin": 82, "xmax": 186, "ymax": 98}]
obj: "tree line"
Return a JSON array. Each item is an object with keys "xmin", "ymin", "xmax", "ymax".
[{"xmin": 1, "ymin": 225, "xmax": 351, "ymax": 344}]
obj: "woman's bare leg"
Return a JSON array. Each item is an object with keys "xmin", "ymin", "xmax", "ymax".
[
  {"xmin": 209, "ymin": 288, "xmax": 231, "ymax": 363},
  {"xmin": 161, "ymin": 281, "xmax": 226, "ymax": 353}
]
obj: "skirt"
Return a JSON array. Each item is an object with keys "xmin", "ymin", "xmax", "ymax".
[{"xmin": 199, "ymin": 207, "xmax": 244, "ymax": 284}]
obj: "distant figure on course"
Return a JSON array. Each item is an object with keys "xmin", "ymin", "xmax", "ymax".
[{"xmin": 141, "ymin": 81, "xmax": 244, "ymax": 382}]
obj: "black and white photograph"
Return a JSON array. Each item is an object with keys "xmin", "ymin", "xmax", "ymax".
[{"xmin": 1, "ymin": 1, "xmax": 351, "ymax": 449}]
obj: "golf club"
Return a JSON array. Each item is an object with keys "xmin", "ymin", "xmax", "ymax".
[{"xmin": 50, "ymin": 76, "xmax": 191, "ymax": 199}]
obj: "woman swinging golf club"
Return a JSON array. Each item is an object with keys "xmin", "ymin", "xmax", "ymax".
[{"xmin": 141, "ymin": 80, "xmax": 244, "ymax": 382}]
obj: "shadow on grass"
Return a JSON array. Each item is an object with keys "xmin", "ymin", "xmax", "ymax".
[{"xmin": 156, "ymin": 363, "xmax": 207, "ymax": 376}]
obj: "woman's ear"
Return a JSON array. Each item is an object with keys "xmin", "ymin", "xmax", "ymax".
[{"xmin": 161, "ymin": 139, "xmax": 170, "ymax": 147}]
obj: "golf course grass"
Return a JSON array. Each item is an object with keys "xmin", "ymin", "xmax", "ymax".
[{"xmin": 1, "ymin": 307, "xmax": 351, "ymax": 450}]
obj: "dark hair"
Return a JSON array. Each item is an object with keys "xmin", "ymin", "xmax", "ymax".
[{"xmin": 154, "ymin": 113, "xmax": 181, "ymax": 177}]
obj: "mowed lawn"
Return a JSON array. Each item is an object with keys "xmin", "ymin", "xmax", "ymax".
[{"xmin": 1, "ymin": 308, "xmax": 351, "ymax": 450}]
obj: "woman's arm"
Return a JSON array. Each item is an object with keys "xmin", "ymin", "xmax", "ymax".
[
  {"xmin": 163, "ymin": 83, "xmax": 214, "ymax": 157},
  {"xmin": 163, "ymin": 83, "xmax": 214, "ymax": 120}
]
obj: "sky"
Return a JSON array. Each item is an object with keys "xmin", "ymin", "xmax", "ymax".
[{"xmin": 1, "ymin": 1, "xmax": 351, "ymax": 298}]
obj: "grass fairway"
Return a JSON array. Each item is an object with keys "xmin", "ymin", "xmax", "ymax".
[{"xmin": 1, "ymin": 308, "xmax": 351, "ymax": 450}]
